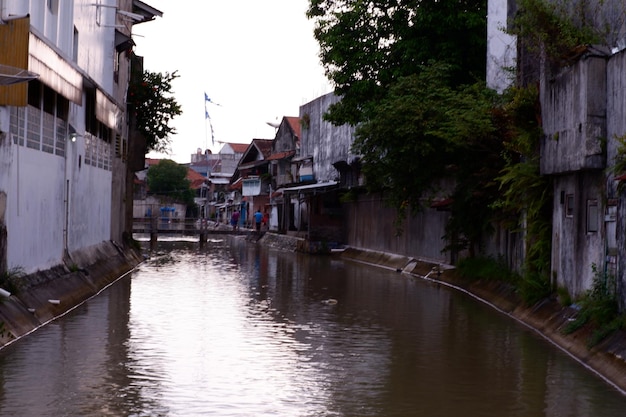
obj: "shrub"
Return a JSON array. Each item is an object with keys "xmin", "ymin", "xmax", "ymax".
[
  {"xmin": 563, "ymin": 264, "xmax": 622, "ymax": 347},
  {"xmin": 0, "ymin": 267, "xmax": 25, "ymax": 296},
  {"xmin": 456, "ymin": 255, "xmax": 518, "ymax": 283}
]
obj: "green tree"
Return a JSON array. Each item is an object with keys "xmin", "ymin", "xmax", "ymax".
[
  {"xmin": 147, "ymin": 159, "xmax": 194, "ymax": 206},
  {"xmin": 128, "ymin": 70, "xmax": 182, "ymax": 153},
  {"xmin": 353, "ymin": 64, "xmax": 508, "ymax": 254},
  {"xmin": 307, "ymin": 0, "xmax": 487, "ymax": 126}
]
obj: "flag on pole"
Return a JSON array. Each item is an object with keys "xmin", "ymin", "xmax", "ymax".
[
  {"xmin": 204, "ymin": 93, "xmax": 221, "ymax": 107},
  {"xmin": 204, "ymin": 92, "xmax": 219, "ymax": 146}
]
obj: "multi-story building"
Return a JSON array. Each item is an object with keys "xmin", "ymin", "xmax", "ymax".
[{"xmin": 0, "ymin": 0, "xmax": 160, "ymax": 274}]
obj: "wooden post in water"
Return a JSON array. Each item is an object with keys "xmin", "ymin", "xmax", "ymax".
[
  {"xmin": 150, "ymin": 215, "xmax": 158, "ymax": 250},
  {"xmin": 199, "ymin": 218, "xmax": 208, "ymax": 248}
]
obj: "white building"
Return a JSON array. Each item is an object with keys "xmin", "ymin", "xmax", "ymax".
[
  {"xmin": 487, "ymin": 0, "xmax": 517, "ymax": 93},
  {"xmin": 0, "ymin": 1, "xmax": 160, "ymax": 274}
]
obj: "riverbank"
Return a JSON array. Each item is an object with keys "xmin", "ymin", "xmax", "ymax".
[{"xmin": 0, "ymin": 240, "xmax": 142, "ymax": 348}]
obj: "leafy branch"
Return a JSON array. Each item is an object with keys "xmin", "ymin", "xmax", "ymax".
[{"xmin": 128, "ymin": 70, "xmax": 182, "ymax": 154}]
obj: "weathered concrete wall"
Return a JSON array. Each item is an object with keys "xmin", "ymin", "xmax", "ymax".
[
  {"xmin": 487, "ymin": 0, "xmax": 516, "ymax": 93},
  {"xmin": 540, "ymin": 52, "xmax": 612, "ymax": 300},
  {"xmin": 0, "ymin": 131, "xmax": 114, "ymax": 274},
  {"xmin": 299, "ymin": 93, "xmax": 357, "ymax": 182},
  {"xmin": 0, "ymin": 241, "xmax": 142, "ymax": 347},
  {"xmin": 540, "ymin": 55, "xmax": 607, "ymax": 175},
  {"xmin": 606, "ymin": 48, "xmax": 626, "ymax": 308},
  {"xmin": 344, "ymin": 193, "xmax": 452, "ymax": 264},
  {"xmin": 551, "ymin": 172, "xmax": 605, "ymax": 297}
]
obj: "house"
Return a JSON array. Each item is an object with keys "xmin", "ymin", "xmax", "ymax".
[
  {"xmin": 133, "ymin": 158, "xmax": 206, "ymax": 218},
  {"xmin": 230, "ymin": 139, "xmax": 273, "ymax": 228},
  {"xmin": 187, "ymin": 166, "xmax": 210, "ymax": 218},
  {"xmin": 0, "ymin": 1, "xmax": 161, "ymax": 274},
  {"xmin": 189, "ymin": 148, "xmax": 219, "ymax": 178},
  {"xmin": 267, "ymin": 116, "xmax": 301, "ymax": 188},
  {"xmin": 264, "ymin": 117, "xmax": 302, "ymax": 232},
  {"xmin": 197, "ymin": 142, "xmax": 247, "ymax": 222},
  {"xmin": 273, "ymin": 93, "xmax": 358, "ymax": 245}
]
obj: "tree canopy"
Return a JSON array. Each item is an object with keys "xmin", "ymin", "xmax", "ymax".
[
  {"xmin": 147, "ymin": 159, "xmax": 194, "ymax": 206},
  {"xmin": 128, "ymin": 70, "xmax": 182, "ymax": 154},
  {"xmin": 307, "ymin": 0, "xmax": 487, "ymax": 126}
]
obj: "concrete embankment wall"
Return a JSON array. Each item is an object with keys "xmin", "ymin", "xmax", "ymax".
[{"xmin": 0, "ymin": 240, "xmax": 142, "ymax": 348}]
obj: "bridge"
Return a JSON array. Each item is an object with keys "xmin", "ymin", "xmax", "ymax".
[{"xmin": 132, "ymin": 218, "xmax": 260, "ymax": 237}]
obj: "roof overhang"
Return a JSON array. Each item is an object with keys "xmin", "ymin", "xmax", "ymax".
[
  {"xmin": 210, "ymin": 178, "xmax": 230, "ymax": 185},
  {"xmin": 239, "ymin": 160, "xmax": 268, "ymax": 170},
  {"xmin": 281, "ymin": 181, "xmax": 338, "ymax": 194},
  {"xmin": 132, "ymin": 0, "xmax": 163, "ymax": 24}
]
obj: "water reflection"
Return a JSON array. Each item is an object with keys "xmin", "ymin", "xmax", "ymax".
[{"xmin": 0, "ymin": 238, "xmax": 625, "ymax": 416}]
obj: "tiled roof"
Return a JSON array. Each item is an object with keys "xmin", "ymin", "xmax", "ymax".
[
  {"xmin": 252, "ymin": 138, "xmax": 273, "ymax": 158},
  {"xmin": 225, "ymin": 142, "xmax": 249, "ymax": 153},
  {"xmin": 285, "ymin": 116, "xmax": 300, "ymax": 138},
  {"xmin": 186, "ymin": 168, "xmax": 208, "ymax": 189},
  {"xmin": 267, "ymin": 150, "xmax": 296, "ymax": 161}
]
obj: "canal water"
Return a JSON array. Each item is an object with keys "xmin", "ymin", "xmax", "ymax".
[{"xmin": 1, "ymin": 237, "xmax": 626, "ymax": 417}]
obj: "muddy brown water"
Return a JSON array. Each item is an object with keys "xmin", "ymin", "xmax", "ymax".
[{"xmin": 0, "ymin": 237, "xmax": 625, "ymax": 416}]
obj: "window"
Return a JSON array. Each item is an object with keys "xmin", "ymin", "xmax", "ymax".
[
  {"xmin": 47, "ymin": 0, "xmax": 58, "ymax": 14},
  {"xmin": 73, "ymin": 27, "xmax": 79, "ymax": 62},
  {"xmin": 565, "ymin": 194, "xmax": 574, "ymax": 217},
  {"xmin": 587, "ymin": 200, "xmax": 599, "ymax": 233}
]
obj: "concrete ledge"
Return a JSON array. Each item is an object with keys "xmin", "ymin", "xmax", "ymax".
[
  {"xmin": 257, "ymin": 232, "xmax": 303, "ymax": 252},
  {"xmin": 0, "ymin": 240, "xmax": 142, "ymax": 347},
  {"xmin": 340, "ymin": 247, "xmax": 415, "ymax": 271}
]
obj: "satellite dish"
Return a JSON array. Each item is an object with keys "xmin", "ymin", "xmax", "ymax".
[
  {"xmin": 0, "ymin": 64, "xmax": 39, "ymax": 85},
  {"xmin": 266, "ymin": 121, "xmax": 280, "ymax": 128}
]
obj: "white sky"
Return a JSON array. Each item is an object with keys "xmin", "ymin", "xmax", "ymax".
[{"xmin": 132, "ymin": 0, "xmax": 333, "ymax": 163}]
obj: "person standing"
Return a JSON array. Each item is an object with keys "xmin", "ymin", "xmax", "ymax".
[
  {"xmin": 262, "ymin": 209, "xmax": 269, "ymax": 230},
  {"xmin": 231, "ymin": 210, "xmax": 240, "ymax": 231},
  {"xmin": 254, "ymin": 209, "xmax": 263, "ymax": 232}
]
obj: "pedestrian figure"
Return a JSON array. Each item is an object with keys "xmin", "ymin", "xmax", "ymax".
[
  {"xmin": 254, "ymin": 209, "xmax": 263, "ymax": 232},
  {"xmin": 231, "ymin": 210, "xmax": 240, "ymax": 231},
  {"xmin": 262, "ymin": 209, "xmax": 269, "ymax": 230}
]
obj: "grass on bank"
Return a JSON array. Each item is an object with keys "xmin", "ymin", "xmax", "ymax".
[
  {"xmin": 456, "ymin": 257, "xmax": 625, "ymax": 347},
  {"xmin": 0, "ymin": 267, "xmax": 25, "ymax": 296}
]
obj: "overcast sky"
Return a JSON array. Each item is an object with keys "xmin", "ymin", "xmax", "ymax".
[{"xmin": 132, "ymin": 0, "xmax": 333, "ymax": 163}]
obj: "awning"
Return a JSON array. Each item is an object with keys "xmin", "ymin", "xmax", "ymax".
[
  {"xmin": 115, "ymin": 30, "xmax": 135, "ymax": 53},
  {"xmin": 291, "ymin": 155, "xmax": 313, "ymax": 162},
  {"xmin": 209, "ymin": 178, "xmax": 230, "ymax": 185},
  {"xmin": 29, "ymin": 32, "xmax": 82, "ymax": 104},
  {"xmin": 282, "ymin": 181, "xmax": 338, "ymax": 193},
  {"xmin": 96, "ymin": 89, "xmax": 120, "ymax": 130}
]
